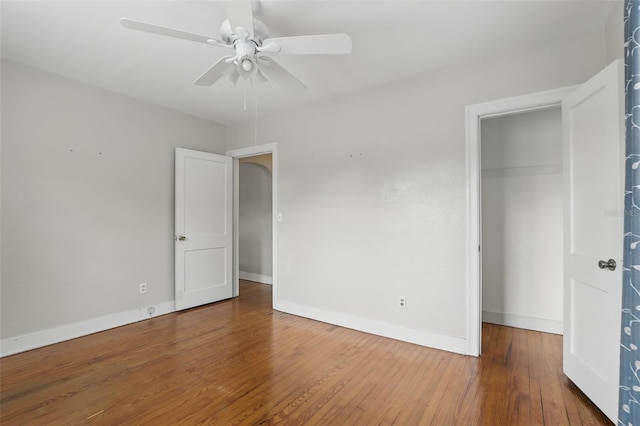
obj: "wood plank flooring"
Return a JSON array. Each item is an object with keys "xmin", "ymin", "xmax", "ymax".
[{"xmin": 0, "ymin": 281, "xmax": 611, "ymax": 425}]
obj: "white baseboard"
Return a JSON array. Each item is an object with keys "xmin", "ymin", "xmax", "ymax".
[
  {"xmin": 274, "ymin": 300, "xmax": 468, "ymax": 355},
  {"xmin": 2, "ymin": 296, "xmax": 475, "ymax": 357},
  {"xmin": 482, "ymin": 311, "xmax": 563, "ymax": 335},
  {"xmin": 1, "ymin": 301, "xmax": 175, "ymax": 357},
  {"xmin": 239, "ymin": 271, "xmax": 272, "ymax": 285}
]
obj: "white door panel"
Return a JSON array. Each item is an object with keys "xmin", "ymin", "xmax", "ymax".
[
  {"xmin": 175, "ymin": 148, "xmax": 233, "ymax": 311},
  {"xmin": 184, "ymin": 157, "xmax": 228, "ymax": 236},
  {"xmin": 563, "ymin": 60, "xmax": 623, "ymax": 423}
]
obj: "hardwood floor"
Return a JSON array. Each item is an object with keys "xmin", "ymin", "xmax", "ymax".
[{"xmin": 1, "ymin": 281, "xmax": 610, "ymax": 425}]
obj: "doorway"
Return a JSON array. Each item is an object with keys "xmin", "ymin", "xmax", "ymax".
[
  {"xmin": 238, "ymin": 154, "xmax": 273, "ymax": 285},
  {"xmin": 480, "ymin": 107, "xmax": 563, "ymax": 338},
  {"xmin": 226, "ymin": 144, "xmax": 278, "ymax": 302},
  {"xmin": 465, "ymin": 86, "xmax": 576, "ymax": 356}
]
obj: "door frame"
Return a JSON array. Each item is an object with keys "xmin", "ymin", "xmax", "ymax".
[
  {"xmin": 464, "ymin": 86, "xmax": 576, "ymax": 356},
  {"xmin": 226, "ymin": 143, "xmax": 278, "ymax": 303}
]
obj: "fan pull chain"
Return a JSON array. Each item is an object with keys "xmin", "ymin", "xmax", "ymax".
[
  {"xmin": 243, "ymin": 79, "xmax": 247, "ymax": 111},
  {"xmin": 254, "ymin": 87, "xmax": 258, "ymax": 146}
]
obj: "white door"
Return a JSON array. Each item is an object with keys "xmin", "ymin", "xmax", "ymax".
[
  {"xmin": 563, "ymin": 60, "xmax": 623, "ymax": 423},
  {"xmin": 175, "ymin": 148, "xmax": 233, "ymax": 311}
]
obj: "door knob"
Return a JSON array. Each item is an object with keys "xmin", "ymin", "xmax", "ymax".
[
  {"xmin": 177, "ymin": 235, "xmax": 187, "ymax": 241},
  {"xmin": 598, "ymin": 258, "xmax": 616, "ymax": 271}
]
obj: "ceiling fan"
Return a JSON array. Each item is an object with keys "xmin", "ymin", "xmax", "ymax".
[{"xmin": 120, "ymin": 2, "xmax": 352, "ymax": 93}]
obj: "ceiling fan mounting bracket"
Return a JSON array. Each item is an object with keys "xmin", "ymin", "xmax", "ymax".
[{"xmin": 219, "ymin": 18, "xmax": 267, "ymax": 47}]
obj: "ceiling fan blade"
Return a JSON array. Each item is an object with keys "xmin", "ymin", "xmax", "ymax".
[
  {"xmin": 224, "ymin": 1, "xmax": 255, "ymax": 39},
  {"xmin": 194, "ymin": 56, "xmax": 235, "ymax": 86},
  {"xmin": 262, "ymin": 34, "xmax": 352, "ymax": 55},
  {"xmin": 120, "ymin": 18, "xmax": 228, "ymax": 47},
  {"xmin": 258, "ymin": 57, "xmax": 306, "ymax": 93}
]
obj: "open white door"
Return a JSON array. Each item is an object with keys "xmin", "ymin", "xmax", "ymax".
[
  {"xmin": 563, "ymin": 60, "xmax": 623, "ymax": 423},
  {"xmin": 175, "ymin": 148, "xmax": 233, "ymax": 311}
]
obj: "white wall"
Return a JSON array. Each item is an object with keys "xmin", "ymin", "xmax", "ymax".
[
  {"xmin": 481, "ymin": 108, "xmax": 563, "ymax": 334},
  {"xmin": 226, "ymin": 30, "xmax": 606, "ymax": 353},
  {"xmin": 1, "ymin": 60, "xmax": 225, "ymax": 347},
  {"xmin": 239, "ymin": 162, "xmax": 272, "ymax": 283},
  {"xmin": 606, "ymin": 1, "xmax": 624, "ymax": 63}
]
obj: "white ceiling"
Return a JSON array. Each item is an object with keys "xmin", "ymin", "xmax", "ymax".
[{"xmin": 1, "ymin": 1, "xmax": 616, "ymax": 125}]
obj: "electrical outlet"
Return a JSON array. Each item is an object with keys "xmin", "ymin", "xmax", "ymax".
[
  {"xmin": 139, "ymin": 283, "xmax": 147, "ymax": 294},
  {"xmin": 399, "ymin": 296, "xmax": 406, "ymax": 308},
  {"xmin": 147, "ymin": 306, "xmax": 155, "ymax": 316}
]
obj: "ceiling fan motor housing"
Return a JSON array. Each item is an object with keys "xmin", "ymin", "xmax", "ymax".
[{"xmin": 219, "ymin": 18, "xmax": 268, "ymax": 80}]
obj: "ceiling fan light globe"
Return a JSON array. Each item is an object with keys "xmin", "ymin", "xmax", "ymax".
[
  {"xmin": 241, "ymin": 59, "xmax": 253, "ymax": 72},
  {"xmin": 236, "ymin": 56, "xmax": 258, "ymax": 79}
]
